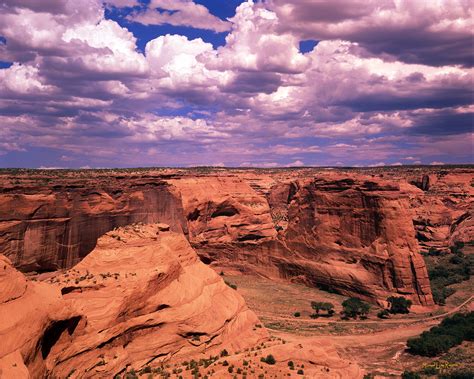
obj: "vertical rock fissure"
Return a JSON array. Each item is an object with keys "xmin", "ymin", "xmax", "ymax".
[{"xmin": 409, "ymin": 255, "xmax": 423, "ymax": 304}]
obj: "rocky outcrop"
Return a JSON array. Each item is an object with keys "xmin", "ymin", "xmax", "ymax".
[
  {"xmin": 0, "ymin": 176, "xmax": 187, "ymax": 272},
  {"xmin": 168, "ymin": 176, "xmax": 278, "ymax": 265},
  {"xmin": 169, "ymin": 176, "xmax": 276, "ymax": 244},
  {"xmin": 0, "ymin": 224, "xmax": 267, "ymax": 378},
  {"xmin": 278, "ymin": 177, "xmax": 433, "ymax": 305},
  {"xmin": 407, "ymin": 170, "xmax": 473, "ymax": 253},
  {"xmin": 449, "ymin": 211, "xmax": 474, "ymax": 247},
  {"xmin": 0, "ymin": 255, "xmax": 82, "ymax": 378}
]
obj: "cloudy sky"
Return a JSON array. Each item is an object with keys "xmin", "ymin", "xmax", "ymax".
[{"xmin": 0, "ymin": 0, "xmax": 472, "ymax": 168}]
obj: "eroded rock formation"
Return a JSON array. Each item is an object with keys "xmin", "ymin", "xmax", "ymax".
[
  {"xmin": 0, "ymin": 224, "xmax": 267, "ymax": 378},
  {"xmin": 0, "ymin": 254, "xmax": 82, "ymax": 378},
  {"xmin": 171, "ymin": 174, "xmax": 433, "ymax": 305}
]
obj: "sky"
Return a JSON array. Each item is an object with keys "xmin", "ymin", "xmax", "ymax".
[{"xmin": 0, "ymin": 0, "xmax": 472, "ymax": 168}]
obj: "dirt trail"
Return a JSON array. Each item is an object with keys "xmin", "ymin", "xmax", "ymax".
[
  {"xmin": 262, "ymin": 295, "xmax": 473, "ymax": 326},
  {"xmin": 270, "ymin": 295, "xmax": 473, "ymax": 349}
]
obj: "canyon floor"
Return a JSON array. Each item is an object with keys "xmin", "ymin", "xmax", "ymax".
[{"xmin": 222, "ymin": 272, "xmax": 474, "ymax": 377}]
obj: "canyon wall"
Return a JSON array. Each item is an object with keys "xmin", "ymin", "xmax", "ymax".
[
  {"xmin": 277, "ymin": 177, "xmax": 433, "ymax": 305},
  {"xmin": 0, "ymin": 176, "xmax": 187, "ymax": 271},
  {"xmin": 406, "ymin": 171, "xmax": 473, "ymax": 252},
  {"xmin": 172, "ymin": 174, "xmax": 434, "ymax": 305},
  {"xmin": 1, "ymin": 167, "xmax": 471, "ymax": 305}
]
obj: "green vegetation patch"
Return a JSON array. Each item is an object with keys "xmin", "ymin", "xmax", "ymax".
[
  {"xmin": 423, "ymin": 242, "xmax": 474, "ymax": 305},
  {"xmin": 407, "ymin": 312, "xmax": 474, "ymax": 357}
]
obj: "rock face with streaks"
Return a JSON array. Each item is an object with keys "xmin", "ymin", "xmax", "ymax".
[
  {"xmin": 0, "ymin": 224, "xmax": 267, "ymax": 378},
  {"xmin": 168, "ymin": 176, "xmax": 277, "ymax": 265},
  {"xmin": 449, "ymin": 212, "xmax": 474, "ymax": 246},
  {"xmin": 277, "ymin": 177, "xmax": 433, "ymax": 305},
  {"xmin": 0, "ymin": 176, "xmax": 187, "ymax": 272}
]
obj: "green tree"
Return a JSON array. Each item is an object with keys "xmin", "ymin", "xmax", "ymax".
[
  {"xmin": 261, "ymin": 354, "xmax": 276, "ymax": 365},
  {"xmin": 311, "ymin": 301, "xmax": 335, "ymax": 317},
  {"xmin": 387, "ymin": 296, "xmax": 412, "ymax": 314},
  {"xmin": 341, "ymin": 297, "xmax": 370, "ymax": 319}
]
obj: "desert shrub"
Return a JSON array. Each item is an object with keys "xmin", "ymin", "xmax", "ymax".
[
  {"xmin": 401, "ymin": 371, "xmax": 421, "ymax": 379},
  {"xmin": 450, "ymin": 241, "xmax": 465, "ymax": 255},
  {"xmin": 432, "ymin": 286, "xmax": 456, "ymax": 306},
  {"xmin": 261, "ymin": 355, "xmax": 276, "ymax": 365},
  {"xmin": 293, "ymin": 312, "xmax": 301, "ymax": 317},
  {"xmin": 424, "ymin": 246, "xmax": 474, "ymax": 305},
  {"xmin": 142, "ymin": 366, "xmax": 152, "ymax": 373},
  {"xmin": 341, "ymin": 298, "xmax": 370, "ymax": 319},
  {"xmin": 424, "ymin": 247, "xmax": 445, "ymax": 256},
  {"xmin": 407, "ymin": 312, "xmax": 474, "ymax": 356},
  {"xmin": 421, "ymin": 365, "xmax": 438, "ymax": 375},
  {"xmin": 377, "ymin": 309, "xmax": 390, "ymax": 319},
  {"xmin": 225, "ymin": 281, "xmax": 238, "ymax": 290},
  {"xmin": 297, "ymin": 369, "xmax": 304, "ymax": 375},
  {"xmin": 124, "ymin": 370, "xmax": 138, "ymax": 379},
  {"xmin": 387, "ymin": 296, "xmax": 412, "ymax": 314}
]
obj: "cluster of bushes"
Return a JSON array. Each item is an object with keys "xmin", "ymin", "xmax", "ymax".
[
  {"xmin": 307, "ymin": 298, "xmax": 369, "ymax": 320},
  {"xmin": 400, "ymin": 368, "xmax": 474, "ymax": 379},
  {"xmin": 438, "ymin": 370, "xmax": 474, "ymax": 379},
  {"xmin": 407, "ymin": 312, "xmax": 474, "ymax": 357},
  {"xmin": 305, "ymin": 295, "xmax": 414, "ymax": 321},
  {"xmin": 424, "ymin": 242, "xmax": 473, "ymax": 305}
]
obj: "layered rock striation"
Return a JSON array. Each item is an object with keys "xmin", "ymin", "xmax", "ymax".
[
  {"xmin": 406, "ymin": 170, "xmax": 473, "ymax": 253},
  {"xmin": 0, "ymin": 224, "xmax": 267, "ymax": 378}
]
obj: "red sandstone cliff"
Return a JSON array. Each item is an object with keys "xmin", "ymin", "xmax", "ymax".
[
  {"xmin": 278, "ymin": 177, "xmax": 433, "ymax": 305},
  {"xmin": 2, "ymin": 167, "xmax": 470, "ymax": 305},
  {"xmin": 0, "ymin": 175, "xmax": 187, "ymax": 272},
  {"xmin": 169, "ymin": 174, "xmax": 433, "ymax": 305}
]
